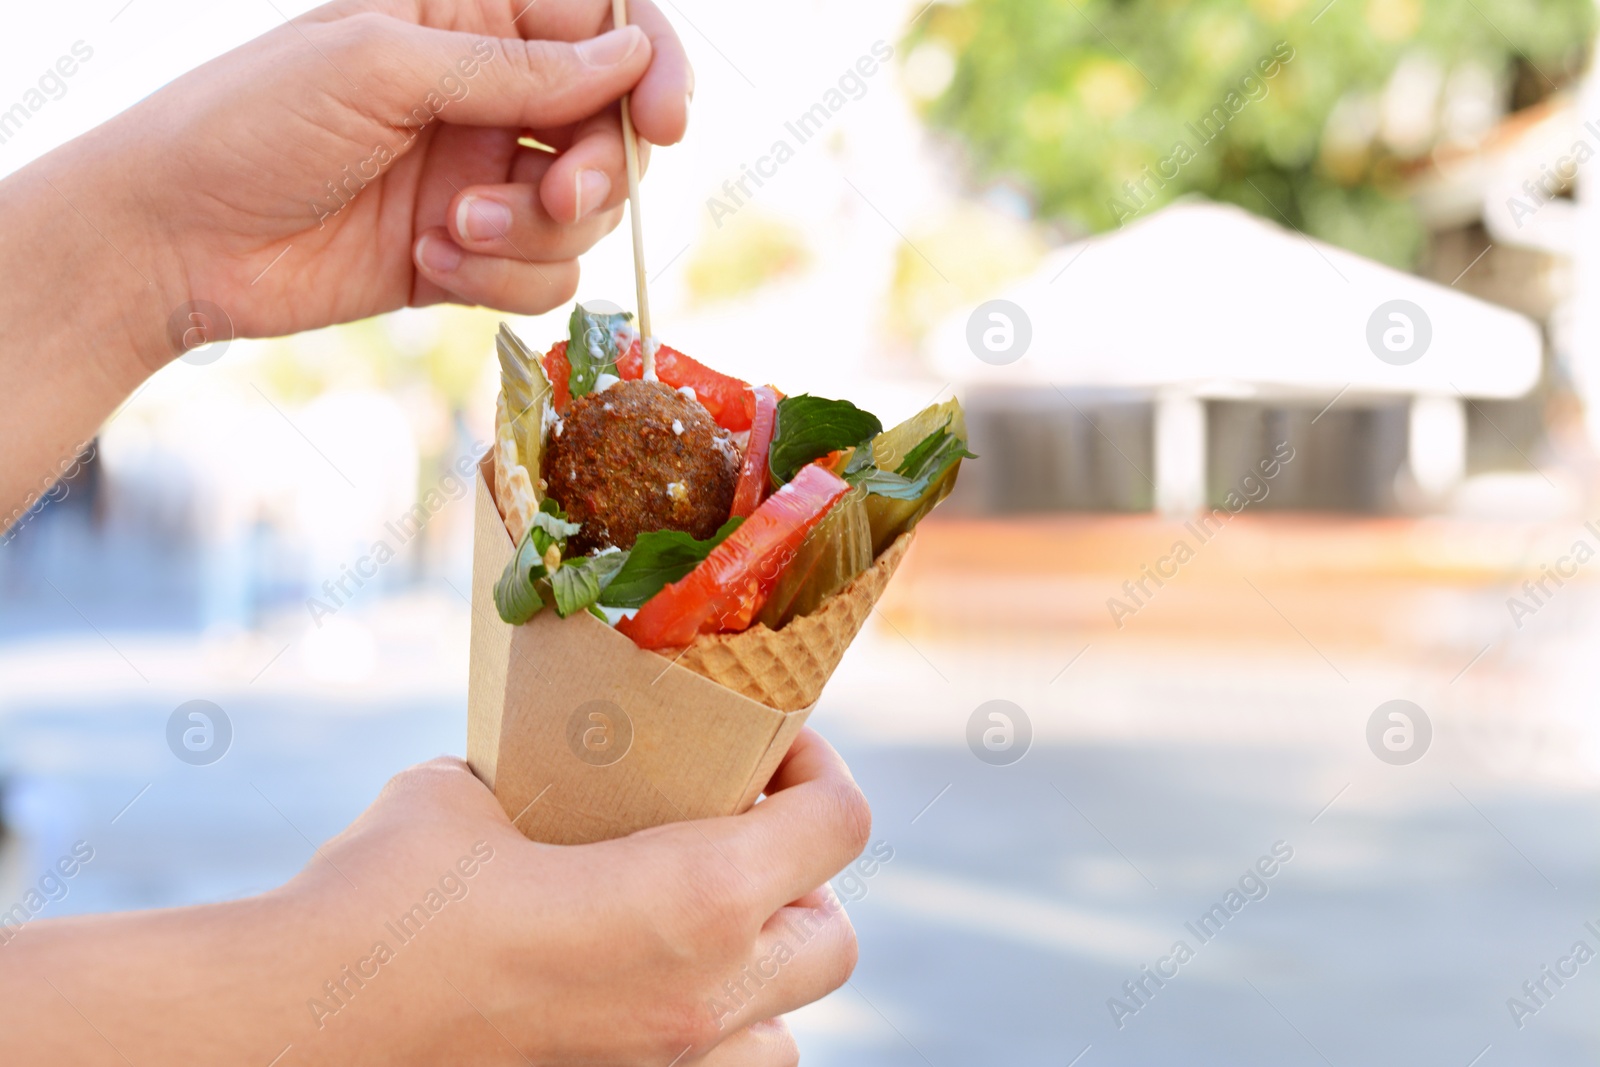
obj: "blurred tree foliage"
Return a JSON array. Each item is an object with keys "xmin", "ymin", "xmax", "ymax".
[{"xmin": 905, "ymin": 0, "xmax": 1594, "ymax": 265}]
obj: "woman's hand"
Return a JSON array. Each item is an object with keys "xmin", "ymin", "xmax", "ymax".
[
  {"xmin": 1, "ymin": 730, "xmax": 869, "ymax": 1066},
  {"xmin": 113, "ymin": 0, "xmax": 689, "ymax": 349},
  {"xmin": 0, "ymin": 0, "xmax": 689, "ymax": 516}
]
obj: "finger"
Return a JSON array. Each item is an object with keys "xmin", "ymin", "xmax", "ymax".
[
  {"xmin": 332, "ymin": 14, "xmax": 653, "ymax": 132},
  {"xmin": 411, "ymin": 228, "xmax": 579, "ymax": 313},
  {"xmin": 707, "ymin": 886, "xmax": 858, "ymax": 1031},
  {"xmin": 447, "ymin": 183, "xmax": 624, "ymax": 260},
  {"xmin": 538, "ymin": 109, "xmax": 652, "ymax": 223},
  {"xmin": 512, "ymin": 0, "xmax": 693, "ymax": 144},
  {"xmin": 712, "ymin": 730, "xmax": 873, "ymax": 914},
  {"xmin": 694, "ymin": 1018, "xmax": 798, "ymax": 1067}
]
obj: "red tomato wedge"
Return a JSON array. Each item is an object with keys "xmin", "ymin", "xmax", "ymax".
[
  {"xmin": 541, "ymin": 341, "xmax": 572, "ymax": 412},
  {"xmin": 616, "ymin": 340, "xmax": 755, "ymax": 431},
  {"xmin": 729, "ymin": 385, "xmax": 781, "ymax": 518},
  {"xmin": 617, "ymin": 463, "xmax": 850, "ymax": 649}
]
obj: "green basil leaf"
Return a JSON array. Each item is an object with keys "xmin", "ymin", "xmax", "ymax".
[
  {"xmin": 493, "ymin": 528, "xmax": 550, "ymax": 624},
  {"xmin": 550, "ymin": 550, "xmax": 627, "ymax": 618},
  {"xmin": 767, "ymin": 395, "xmax": 883, "ymax": 486},
  {"xmin": 566, "ymin": 302, "xmax": 634, "ymax": 399},
  {"xmin": 599, "ymin": 517, "xmax": 744, "ymax": 608}
]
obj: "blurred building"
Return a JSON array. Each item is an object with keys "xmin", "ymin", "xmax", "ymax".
[{"xmin": 928, "ymin": 201, "xmax": 1546, "ymax": 518}]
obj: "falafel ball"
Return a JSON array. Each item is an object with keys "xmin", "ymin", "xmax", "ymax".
[{"xmin": 543, "ymin": 379, "xmax": 741, "ymax": 555}]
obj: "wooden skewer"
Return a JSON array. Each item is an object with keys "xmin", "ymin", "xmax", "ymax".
[{"xmin": 611, "ymin": 0, "xmax": 654, "ymax": 379}]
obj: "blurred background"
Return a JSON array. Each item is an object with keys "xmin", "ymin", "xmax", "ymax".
[{"xmin": 4, "ymin": 0, "xmax": 1600, "ymax": 1063}]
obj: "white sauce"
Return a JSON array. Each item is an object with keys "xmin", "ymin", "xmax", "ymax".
[
  {"xmin": 677, "ymin": 384, "xmax": 697, "ymax": 403},
  {"xmin": 642, "ymin": 337, "xmax": 661, "ymax": 383},
  {"xmin": 595, "ymin": 372, "xmax": 620, "ymax": 393},
  {"xmin": 672, "ymin": 419, "xmax": 684, "ymax": 436},
  {"xmin": 667, "ymin": 481, "xmax": 689, "ymax": 503}
]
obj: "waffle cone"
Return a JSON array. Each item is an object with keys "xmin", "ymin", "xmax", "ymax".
[{"xmin": 664, "ymin": 532, "xmax": 914, "ymax": 712}]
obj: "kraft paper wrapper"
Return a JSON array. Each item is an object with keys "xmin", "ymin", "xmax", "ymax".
[{"xmin": 468, "ymin": 458, "xmax": 909, "ymax": 845}]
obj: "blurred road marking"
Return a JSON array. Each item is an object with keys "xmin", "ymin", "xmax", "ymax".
[{"xmin": 871, "ymin": 865, "xmax": 1169, "ymax": 961}]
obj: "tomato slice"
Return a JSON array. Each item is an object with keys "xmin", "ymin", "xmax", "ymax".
[
  {"xmin": 616, "ymin": 341, "xmax": 755, "ymax": 431},
  {"xmin": 541, "ymin": 341, "xmax": 572, "ymax": 412},
  {"xmin": 618, "ymin": 463, "xmax": 850, "ymax": 649},
  {"xmin": 730, "ymin": 385, "xmax": 781, "ymax": 518}
]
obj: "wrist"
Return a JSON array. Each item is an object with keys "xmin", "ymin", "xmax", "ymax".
[{"xmin": 2, "ymin": 130, "xmax": 193, "ymax": 381}]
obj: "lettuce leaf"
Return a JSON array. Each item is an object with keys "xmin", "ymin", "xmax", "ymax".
[
  {"xmin": 566, "ymin": 302, "xmax": 634, "ymax": 399},
  {"xmin": 599, "ymin": 518, "xmax": 744, "ymax": 608},
  {"xmin": 767, "ymin": 395, "xmax": 883, "ymax": 486}
]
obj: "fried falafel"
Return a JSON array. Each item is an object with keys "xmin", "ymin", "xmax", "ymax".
[{"xmin": 543, "ymin": 379, "xmax": 740, "ymax": 555}]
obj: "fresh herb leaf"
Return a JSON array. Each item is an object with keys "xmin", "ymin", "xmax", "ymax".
[
  {"xmin": 895, "ymin": 422, "xmax": 976, "ymax": 485},
  {"xmin": 531, "ymin": 509, "xmax": 582, "ymax": 543},
  {"xmin": 844, "ymin": 422, "xmax": 976, "ymax": 501},
  {"xmin": 493, "ymin": 527, "xmax": 551, "ymax": 624},
  {"xmin": 566, "ymin": 302, "xmax": 634, "ymax": 399},
  {"xmin": 550, "ymin": 550, "xmax": 627, "ymax": 618},
  {"xmin": 599, "ymin": 518, "xmax": 744, "ymax": 608},
  {"xmin": 767, "ymin": 395, "xmax": 883, "ymax": 486}
]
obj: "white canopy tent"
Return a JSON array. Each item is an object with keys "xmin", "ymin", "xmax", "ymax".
[{"xmin": 927, "ymin": 201, "xmax": 1544, "ymax": 513}]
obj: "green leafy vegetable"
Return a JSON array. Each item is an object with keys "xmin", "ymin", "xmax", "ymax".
[
  {"xmin": 493, "ymin": 499, "xmax": 583, "ymax": 624},
  {"xmin": 566, "ymin": 302, "xmax": 634, "ymax": 399},
  {"xmin": 550, "ymin": 550, "xmax": 627, "ymax": 618},
  {"xmin": 599, "ymin": 518, "xmax": 744, "ymax": 608},
  {"xmin": 496, "ymin": 322, "xmax": 554, "ymax": 481},
  {"xmin": 863, "ymin": 398, "xmax": 971, "ymax": 556},
  {"xmin": 531, "ymin": 509, "xmax": 582, "ymax": 542},
  {"xmin": 767, "ymin": 395, "xmax": 883, "ymax": 486},
  {"xmin": 849, "ymin": 422, "xmax": 976, "ymax": 500},
  {"xmin": 493, "ymin": 528, "xmax": 551, "ymax": 624}
]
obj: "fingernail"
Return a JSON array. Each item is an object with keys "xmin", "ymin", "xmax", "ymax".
[
  {"xmin": 683, "ymin": 92, "xmax": 693, "ymax": 135},
  {"xmin": 456, "ymin": 196, "xmax": 513, "ymax": 242},
  {"xmin": 574, "ymin": 169, "xmax": 611, "ymax": 221},
  {"xmin": 417, "ymin": 234, "xmax": 462, "ymax": 274},
  {"xmin": 576, "ymin": 26, "xmax": 642, "ymax": 67}
]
